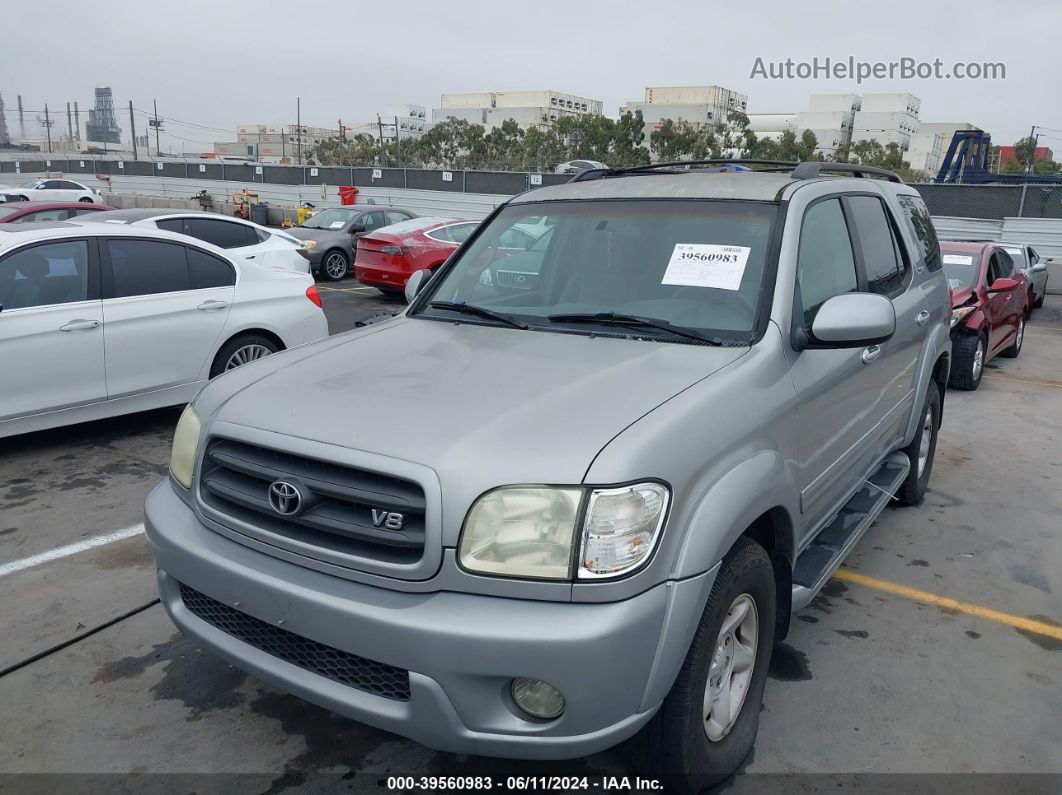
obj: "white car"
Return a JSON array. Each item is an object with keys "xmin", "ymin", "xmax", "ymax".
[
  {"xmin": 79, "ymin": 208, "xmax": 312, "ymax": 273},
  {"xmin": 0, "ymin": 222, "xmax": 329, "ymax": 438},
  {"xmin": 0, "ymin": 178, "xmax": 103, "ymax": 204}
]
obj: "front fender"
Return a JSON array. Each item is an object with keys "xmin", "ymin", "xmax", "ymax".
[
  {"xmin": 672, "ymin": 450, "xmax": 798, "ymax": 580},
  {"xmin": 903, "ymin": 320, "xmax": 952, "ymax": 445}
]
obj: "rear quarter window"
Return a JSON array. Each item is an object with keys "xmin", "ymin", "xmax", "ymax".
[{"xmin": 896, "ymin": 194, "xmax": 941, "ymax": 272}]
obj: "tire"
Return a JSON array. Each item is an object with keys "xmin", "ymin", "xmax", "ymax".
[
  {"xmin": 1034, "ymin": 289, "xmax": 1045, "ymax": 309},
  {"xmin": 895, "ymin": 383, "xmax": 941, "ymax": 506},
  {"xmin": 78, "ymin": 196, "xmax": 94, "ymax": 203},
  {"xmin": 948, "ymin": 333, "xmax": 985, "ymax": 391},
  {"xmin": 320, "ymin": 250, "xmax": 349, "ymax": 281},
  {"xmin": 1001, "ymin": 315, "xmax": 1024, "ymax": 358},
  {"xmin": 209, "ymin": 333, "xmax": 280, "ymax": 378},
  {"xmin": 643, "ymin": 536, "xmax": 775, "ymax": 793}
]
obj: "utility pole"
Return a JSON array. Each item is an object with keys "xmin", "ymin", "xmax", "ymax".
[
  {"xmin": 17, "ymin": 94, "xmax": 25, "ymax": 138},
  {"xmin": 1024, "ymin": 125, "xmax": 1040, "ymax": 174},
  {"xmin": 44, "ymin": 104, "xmax": 53, "ymax": 153},
  {"xmin": 73, "ymin": 101, "xmax": 80, "ymax": 141},
  {"xmin": 377, "ymin": 115, "xmax": 385, "ymax": 150},
  {"xmin": 150, "ymin": 99, "xmax": 163, "ymax": 157},
  {"xmin": 338, "ymin": 118, "xmax": 344, "ymax": 142},
  {"xmin": 395, "ymin": 115, "xmax": 401, "ymax": 166},
  {"xmin": 129, "ymin": 101, "xmax": 138, "ymax": 160},
  {"xmin": 66, "ymin": 102, "xmax": 74, "ymax": 145},
  {"xmin": 297, "ymin": 97, "xmax": 302, "ymax": 165}
]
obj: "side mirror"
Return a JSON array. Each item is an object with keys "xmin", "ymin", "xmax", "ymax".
[
  {"xmin": 404, "ymin": 268, "xmax": 432, "ymax": 304},
  {"xmin": 1031, "ymin": 263, "xmax": 1048, "ymax": 273},
  {"xmin": 810, "ymin": 293, "xmax": 896, "ymax": 348},
  {"xmin": 988, "ymin": 277, "xmax": 1020, "ymax": 293},
  {"xmin": 350, "ymin": 224, "xmax": 366, "ymax": 235}
]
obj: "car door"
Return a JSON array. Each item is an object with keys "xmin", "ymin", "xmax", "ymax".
[
  {"xmin": 984, "ymin": 250, "xmax": 1017, "ymax": 355},
  {"xmin": 100, "ymin": 237, "xmax": 235, "ymax": 398},
  {"xmin": 39, "ymin": 180, "xmax": 68, "ymax": 201},
  {"xmin": 785, "ymin": 196, "xmax": 910, "ymax": 540},
  {"xmin": 1027, "ymin": 246, "xmax": 1048, "ymax": 296},
  {"xmin": 0, "ymin": 238, "xmax": 106, "ymax": 421}
]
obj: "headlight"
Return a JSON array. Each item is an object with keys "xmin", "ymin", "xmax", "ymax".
[
  {"xmin": 578, "ymin": 483, "xmax": 669, "ymax": 578},
  {"xmin": 457, "ymin": 482, "xmax": 670, "ymax": 581},
  {"xmin": 458, "ymin": 487, "xmax": 582, "ymax": 579},
  {"xmin": 303, "ymin": 239, "xmax": 318, "ymax": 250},
  {"xmin": 169, "ymin": 405, "xmax": 201, "ymax": 489},
  {"xmin": 950, "ymin": 306, "xmax": 975, "ymax": 328}
]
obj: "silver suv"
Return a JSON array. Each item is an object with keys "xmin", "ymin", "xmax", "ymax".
[{"xmin": 146, "ymin": 160, "xmax": 951, "ymax": 786}]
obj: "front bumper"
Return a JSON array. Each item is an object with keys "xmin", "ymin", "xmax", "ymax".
[{"xmin": 146, "ymin": 481, "xmax": 713, "ymax": 759}]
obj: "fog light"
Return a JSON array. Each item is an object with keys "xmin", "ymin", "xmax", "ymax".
[{"xmin": 511, "ymin": 677, "xmax": 565, "ymax": 719}]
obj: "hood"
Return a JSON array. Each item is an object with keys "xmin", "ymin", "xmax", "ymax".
[
  {"xmin": 949, "ymin": 285, "xmax": 976, "ymax": 308},
  {"xmin": 211, "ymin": 318, "xmax": 747, "ymax": 515},
  {"xmin": 284, "ymin": 226, "xmax": 347, "ymax": 244}
]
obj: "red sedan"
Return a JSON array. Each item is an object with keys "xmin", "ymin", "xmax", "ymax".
[
  {"xmin": 355, "ymin": 217, "xmax": 478, "ymax": 294},
  {"xmin": 0, "ymin": 200, "xmax": 116, "ymax": 223},
  {"xmin": 942, "ymin": 241, "xmax": 1029, "ymax": 390}
]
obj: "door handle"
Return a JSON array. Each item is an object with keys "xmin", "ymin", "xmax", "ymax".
[
  {"xmin": 916, "ymin": 310, "xmax": 931, "ymax": 326},
  {"xmin": 861, "ymin": 345, "xmax": 882, "ymax": 365},
  {"xmin": 245, "ymin": 255, "xmax": 256, "ymax": 259},
  {"xmin": 196, "ymin": 300, "xmax": 228, "ymax": 311},
  {"xmin": 59, "ymin": 319, "xmax": 100, "ymax": 332}
]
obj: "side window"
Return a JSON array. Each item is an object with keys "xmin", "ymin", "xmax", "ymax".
[
  {"xmin": 797, "ymin": 198, "xmax": 859, "ymax": 326},
  {"xmin": 69, "ymin": 207, "xmax": 102, "ymax": 217},
  {"xmin": 59, "ymin": 181, "xmax": 83, "ymax": 190},
  {"xmin": 847, "ymin": 196, "xmax": 904, "ymax": 296},
  {"xmin": 896, "ymin": 194, "xmax": 941, "ymax": 272},
  {"xmin": 447, "ymin": 223, "xmax": 475, "ymax": 243},
  {"xmin": 1028, "ymin": 247, "xmax": 1039, "ymax": 264},
  {"xmin": 107, "ymin": 239, "xmax": 190, "ymax": 297},
  {"xmin": 385, "ymin": 211, "xmax": 409, "ymax": 225},
  {"xmin": 985, "ymin": 255, "xmax": 1000, "ymax": 287},
  {"xmin": 186, "ymin": 218, "xmax": 255, "ymax": 249},
  {"xmin": 155, "ymin": 218, "xmax": 186, "ymax": 234},
  {"xmin": 188, "ymin": 248, "xmax": 236, "ymax": 289},
  {"xmin": 41, "ymin": 180, "xmax": 64, "ymax": 189},
  {"xmin": 0, "ymin": 240, "xmax": 90, "ymax": 310},
  {"xmin": 993, "ymin": 250, "xmax": 1014, "ymax": 278},
  {"xmin": 360, "ymin": 211, "xmax": 385, "ymax": 232}
]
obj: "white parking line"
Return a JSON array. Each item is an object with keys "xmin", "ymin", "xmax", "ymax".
[{"xmin": 0, "ymin": 524, "xmax": 145, "ymax": 578}]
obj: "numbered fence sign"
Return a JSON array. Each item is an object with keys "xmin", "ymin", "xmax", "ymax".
[
  {"xmin": 372, "ymin": 168, "xmax": 382, "ymax": 180},
  {"xmin": 309, "ymin": 167, "xmax": 319, "ymax": 177},
  {"xmin": 530, "ymin": 173, "xmax": 543, "ymax": 186},
  {"xmin": 442, "ymin": 171, "xmax": 453, "ymax": 182}
]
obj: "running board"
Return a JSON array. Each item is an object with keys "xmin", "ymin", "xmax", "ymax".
[{"xmin": 791, "ymin": 452, "xmax": 910, "ymax": 611}]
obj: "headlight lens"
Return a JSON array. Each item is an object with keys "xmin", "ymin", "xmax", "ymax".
[
  {"xmin": 169, "ymin": 405, "xmax": 201, "ymax": 489},
  {"xmin": 458, "ymin": 487, "xmax": 582, "ymax": 579},
  {"xmin": 303, "ymin": 239, "xmax": 318, "ymax": 250},
  {"xmin": 950, "ymin": 306, "xmax": 975, "ymax": 328},
  {"xmin": 458, "ymin": 482, "xmax": 670, "ymax": 581},
  {"xmin": 578, "ymin": 483, "xmax": 669, "ymax": 578}
]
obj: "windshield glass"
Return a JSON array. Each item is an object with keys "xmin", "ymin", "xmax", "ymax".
[
  {"xmin": 418, "ymin": 199, "xmax": 778, "ymax": 340},
  {"xmin": 941, "ymin": 249, "xmax": 980, "ymax": 290},
  {"xmin": 298, "ymin": 208, "xmax": 358, "ymax": 230}
]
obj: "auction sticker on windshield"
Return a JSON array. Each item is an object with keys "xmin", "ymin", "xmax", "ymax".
[
  {"xmin": 662, "ymin": 244, "xmax": 750, "ymax": 290},
  {"xmin": 943, "ymin": 254, "xmax": 974, "ymax": 265}
]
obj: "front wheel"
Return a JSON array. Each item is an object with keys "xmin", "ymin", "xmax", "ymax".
[
  {"xmin": 643, "ymin": 536, "xmax": 775, "ymax": 792},
  {"xmin": 321, "ymin": 250, "xmax": 349, "ymax": 281},
  {"xmin": 949, "ymin": 333, "xmax": 984, "ymax": 391},
  {"xmin": 895, "ymin": 383, "xmax": 941, "ymax": 506},
  {"xmin": 1001, "ymin": 315, "xmax": 1024, "ymax": 358},
  {"xmin": 78, "ymin": 196, "xmax": 94, "ymax": 203},
  {"xmin": 1034, "ymin": 287, "xmax": 1046, "ymax": 309}
]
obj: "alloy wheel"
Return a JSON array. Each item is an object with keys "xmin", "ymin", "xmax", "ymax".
[
  {"xmin": 972, "ymin": 339, "xmax": 984, "ymax": 380},
  {"xmin": 703, "ymin": 593, "xmax": 758, "ymax": 742},
  {"xmin": 325, "ymin": 253, "xmax": 348, "ymax": 279},
  {"xmin": 917, "ymin": 402, "xmax": 934, "ymax": 476},
  {"xmin": 225, "ymin": 344, "xmax": 273, "ymax": 371}
]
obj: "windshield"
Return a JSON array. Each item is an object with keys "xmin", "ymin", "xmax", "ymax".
[
  {"xmin": 298, "ymin": 208, "xmax": 358, "ymax": 230},
  {"xmin": 1001, "ymin": 246, "xmax": 1028, "ymax": 269},
  {"xmin": 941, "ymin": 249, "xmax": 980, "ymax": 290},
  {"xmin": 417, "ymin": 199, "xmax": 778, "ymax": 341},
  {"xmin": 19, "ymin": 180, "xmax": 43, "ymax": 188}
]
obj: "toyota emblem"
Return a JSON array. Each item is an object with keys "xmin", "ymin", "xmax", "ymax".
[{"xmin": 268, "ymin": 480, "xmax": 303, "ymax": 516}]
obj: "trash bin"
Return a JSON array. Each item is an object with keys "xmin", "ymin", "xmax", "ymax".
[
  {"xmin": 250, "ymin": 202, "xmax": 269, "ymax": 226},
  {"xmin": 338, "ymin": 186, "xmax": 359, "ymax": 206}
]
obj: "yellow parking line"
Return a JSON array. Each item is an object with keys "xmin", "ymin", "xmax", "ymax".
[
  {"xmin": 834, "ymin": 569, "xmax": 1062, "ymax": 641},
  {"xmin": 982, "ymin": 375, "xmax": 1062, "ymax": 389}
]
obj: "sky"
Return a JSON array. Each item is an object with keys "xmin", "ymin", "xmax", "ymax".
[{"xmin": 3, "ymin": 0, "xmax": 1061, "ymax": 153}]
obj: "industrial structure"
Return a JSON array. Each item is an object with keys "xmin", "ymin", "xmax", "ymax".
[
  {"xmin": 0, "ymin": 94, "xmax": 9, "ymax": 147},
  {"xmin": 621, "ymin": 85, "xmax": 750, "ymax": 141},
  {"xmin": 85, "ymin": 87, "xmax": 121, "ymax": 144},
  {"xmin": 433, "ymin": 91, "xmax": 603, "ymax": 130}
]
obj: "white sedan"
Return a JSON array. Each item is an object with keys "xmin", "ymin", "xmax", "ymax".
[
  {"xmin": 0, "ymin": 178, "xmax": 103, "ymax": 204},
  {"xmin": 82, "ymin": 208, "xmax": 312, "ymax": 273},
  {"xmin": 0, "ymin": 222, "xmax": 329, "ymax": 438}
]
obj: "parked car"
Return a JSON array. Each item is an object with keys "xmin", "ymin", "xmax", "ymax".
[
  {"xmin": 0, "ymin": 222, "xmax": 327, "ymax": 438},
  {"xmin": 284, "ymin": 206, "xmax": 417, "ymax": 281},
  {"xmin": 942, "ymin": 241, "xmax": 1029, "ymax": 390},
  {"xmin": 145, "ymin": 162, "xmax": 951, "ymax": 788},
  {"xmin": 79, "ymin": 208, "xmax": 311, "ymax": 273},
  {"xmin": 998, "ymin": 242, "xmax": 1049, "ymax": 311},
  {"xmin": 0, "ymin": 178, "xmax": 103, "ymax": 203},
  {"xmin": 0, "ymin": 200, "xmax": 116, "ymax": 223},
  {"xmin": 553, "ymin": 159, "xmax": 608, "ymax": 174},
  {"xmin": 354, "ymin": 217, "xmax": 477, "ymax": 295}
]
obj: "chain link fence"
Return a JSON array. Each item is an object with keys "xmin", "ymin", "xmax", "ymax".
[{"xmin": 913, "ymin": 183, "xmax": 1062, "ymax": 221}]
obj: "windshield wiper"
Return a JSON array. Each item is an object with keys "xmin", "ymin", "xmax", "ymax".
[
  {"xmin": 428, "ymin": 301, "xmax": 528, "ymax": 330},
  {"xmin": 547, "ymin": 311, "xmax": 724, "ymax": 344}
]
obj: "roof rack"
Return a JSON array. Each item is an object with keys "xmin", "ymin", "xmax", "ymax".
[{"xmin": 568, "ymin": 159, "xmax": 903, "ymax": 184}]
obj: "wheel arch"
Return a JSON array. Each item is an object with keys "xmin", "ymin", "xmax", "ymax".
[{"xmin": 205, "ymin": 327, "xmax": 286, "ymax": 378}]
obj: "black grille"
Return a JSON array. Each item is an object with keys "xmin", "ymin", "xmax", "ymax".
[
  {"xmin": 495, "ymin": 269, "xmax": 539, "ymax": 290},
  {"xmin": 179, "ymin": 583, "xmax": 411, "ymax": 701},
  {"xmin": 199, "ymin": 439, "xmax": 426, "ymax": 564}
]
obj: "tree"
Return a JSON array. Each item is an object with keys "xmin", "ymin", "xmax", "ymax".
[{"xmin": 650, "ymin": 119, "xmax": 699, "ymax": 161}]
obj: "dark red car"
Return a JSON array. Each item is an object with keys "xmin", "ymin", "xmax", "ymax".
[
  {"xmin": 355, "ymin": 217, "xmax": 478, "ymax": 294},
  {"xmin": 942, "ymin": 241, "xmax": 1029, "ymax": 390},
  {"xmin": 0, "ymin": 200, "xmax": 116, "ymax": 223}
]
